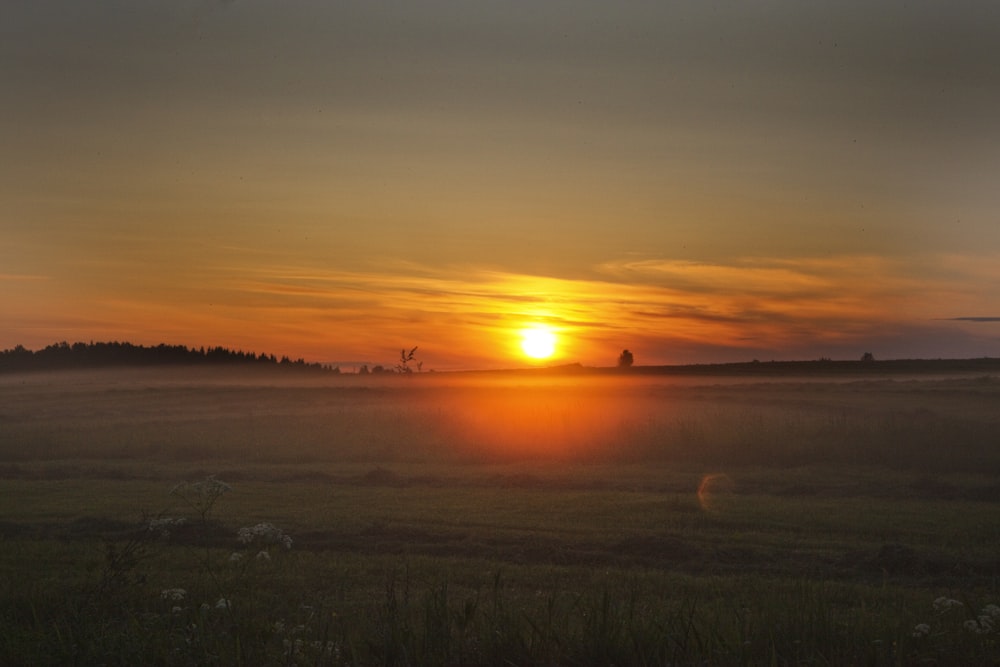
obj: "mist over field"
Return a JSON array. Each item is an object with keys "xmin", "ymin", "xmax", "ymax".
[
  {"xmin": 3, "ymin": 366, "xmax": 1000, "ymax": 665},
  {"xmin": 3, "ymin": 365, "xmax": 999, "ymax": 479}
]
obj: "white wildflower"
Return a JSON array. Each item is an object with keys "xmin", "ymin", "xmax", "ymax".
[
  {"xmin": 912, "ymin": 623, "xmax": 931, "ymax": 637},
  {"xmin": 978, "ymin": 615, "xmax": 994, "ymax": 632},
  {"xmin": 311, "ymin": 640, "xmax": 337, "ymax": 655},
  {"xmin": 282, "ymin": 639, "xmax": 304, "ymax": 657},
  {"xmin": 983, "ymin": 604, "xmax": 1000, "ymax": 619},
  {"xmin": 172, "ymin": 606, "xmax": 183, "ymax": 614},
  {"xmin": 172, "ymin": 476, "xmax": 231, "ymax": 519},
  {"xmin": 256, "ymin": 550, "xmax": 271, "ymax": 562},
  {"xmin": 160, "ymin": 588, "xmax": 187, "ymax": 601},
  {"xmin": 148, "ymin": 517, "xmax": 186, "ymax": 538},
  {"xmin": 228, "ymin": 552, "xmax": 243, "ymax": 563},
  {"xmin": 215, "ymin": 597, "xmax": 231, "ymax": 610},
  {"xmin": 175, "ymin": 476, "xmax": 231, "ymax": 497},
  {"xmin": 205, "ymin": 476, "xmax": 232, "ymax": 493},
  {"xmin": 237, "ymin": 522, "xmax": 292, "ymax": 549},
  {"xmin": 200, "ymin": 603, "xmax": 210, "ymax": 612},
  {"xmin": 933, "ymin": 597, "xmax": 963, "ymax": 613},
  {"xmin": 964, "ymin": 619, "xmax": 990, "ymax": 634}
]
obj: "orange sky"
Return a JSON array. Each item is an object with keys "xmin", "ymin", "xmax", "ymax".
[{"xmin": 3, "ymin": 2, "xmax": 1000, "ymax": 369}]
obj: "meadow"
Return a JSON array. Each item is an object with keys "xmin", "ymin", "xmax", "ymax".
[{"xmin": 1, "ymin": 366, "xmax": 999, "ymax": 665}]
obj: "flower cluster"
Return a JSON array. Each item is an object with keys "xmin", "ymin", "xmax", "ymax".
[
  {"xmin": 237, "ymin": 522, "xmax": 293, "ymax": 550},
  {"xmin": 197, "ymin": 597, "xmax": 232, "ymax": 613},
  {"xmin": 148, "ymin": 516, "xmax": 186, "ymax": 538},
  {"xmin": 963, "ymin": 604, "xmax": 1000, "ymax": 635},
  {"xmin": 160, "ymin": 588, "xmax": 187, "ymax": 601},
  {"xmin": 933, "ymin": 597, "xmax": 963, "ymax": 613},
  {"xmin": 912, "ymin": 597, "xmax": 963, "ymax": 638},
  {"xmin": 171, "ymin": 476, "xmax": 232, "ymax": 520},
  {"xmin": 273, "ymin": 618, "xmax": 339, "ymax": 662},
  {"xmin": 282, "ymin": 638, "xmax": 339, "ymax": 661},
  {"xmin": 171, "ymin": 476, "xmax": 232, "ymax": 499},
  {"xmin": 913, "ymin": 597, "xmax": 1000, "ymax": 639}
]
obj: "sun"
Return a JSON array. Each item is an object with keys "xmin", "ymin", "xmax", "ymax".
[{"xmin": 520, "ymin": 325, "xmax": 557, "ymax": 360}]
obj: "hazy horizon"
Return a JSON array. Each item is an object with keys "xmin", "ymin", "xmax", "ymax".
[{"xmin": 4, "ymin": 338, "xmax": 999, "ymax": 380}]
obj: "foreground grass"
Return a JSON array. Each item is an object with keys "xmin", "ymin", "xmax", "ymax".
[
  {"xmin": 2, "ymin": 471, "xmax": 999, "ymax": 665},
  {"xmin": 2, "ymin": 371, "xmax": 1000, "ymax": 664},
  {"xmin": 8, "ymin": 547, "xmax": 989, "ymax": 666}
]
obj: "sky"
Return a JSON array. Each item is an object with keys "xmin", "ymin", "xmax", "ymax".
[{"xmin": 3, "ymin": 1, "xmax": 1000, "ymax": 370}]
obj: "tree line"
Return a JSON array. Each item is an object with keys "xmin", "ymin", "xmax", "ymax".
[{"xmin": 0, "ymin": 341, "xmax": 339, "ymax": 373}]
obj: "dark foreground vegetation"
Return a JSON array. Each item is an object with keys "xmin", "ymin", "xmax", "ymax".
[{"xmin": 1, "ymin": 368, "xmax": 999, "ymax": 665}]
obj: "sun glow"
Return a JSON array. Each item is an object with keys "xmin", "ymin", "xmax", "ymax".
[{"xmin": 520, "ymin": 325, "xmax": 557, "ymax": 360}]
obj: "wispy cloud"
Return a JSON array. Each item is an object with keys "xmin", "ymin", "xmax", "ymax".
[
  {"xmin": 8, "ymin": 251, "xmax": 999, "ymax": 368},
  {"xmin": 0, "ymin": 273, "xmax": 51, "ymax": 281},
  {"xmin": 944, "ymin": 317, "xmax": 1000, "ymax": 323},
  {"xmin": 182, "ymin": 252, "xmax": 999, "ymax": 365}
]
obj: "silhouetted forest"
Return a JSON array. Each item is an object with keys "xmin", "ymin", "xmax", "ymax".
[{"xmin": 0, "ymin": 342, "xmax": 338, "ymax": 374}]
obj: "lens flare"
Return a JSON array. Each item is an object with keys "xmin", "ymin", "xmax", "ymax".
[{"xmin": 697, "ymin": 473, "xmax": 735, "ymax": 512}]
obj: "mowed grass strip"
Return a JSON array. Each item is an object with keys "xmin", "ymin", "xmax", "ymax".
[{"xmin": 3, "ymin": 474, "xmax": 999, "ymax": 584}]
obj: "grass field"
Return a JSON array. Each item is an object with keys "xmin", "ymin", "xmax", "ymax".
[{"xmin": 1, "ymin": 367, "xmax": 999, "ymax": 665}]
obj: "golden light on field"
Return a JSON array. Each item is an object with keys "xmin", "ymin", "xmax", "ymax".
[{"xmin": 519, "ymin": 325, "xmax": 557, "ymax": 360}]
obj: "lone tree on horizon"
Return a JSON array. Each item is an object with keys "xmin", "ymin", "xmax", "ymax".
[{"xmin": 618, "ymin": 349, "xmax": 634, "ymax": 368}]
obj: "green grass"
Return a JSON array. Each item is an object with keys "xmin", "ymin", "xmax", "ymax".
[{"xmin": 1, "ymin": 370, "xmax": 1000, "ymax": 664}]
